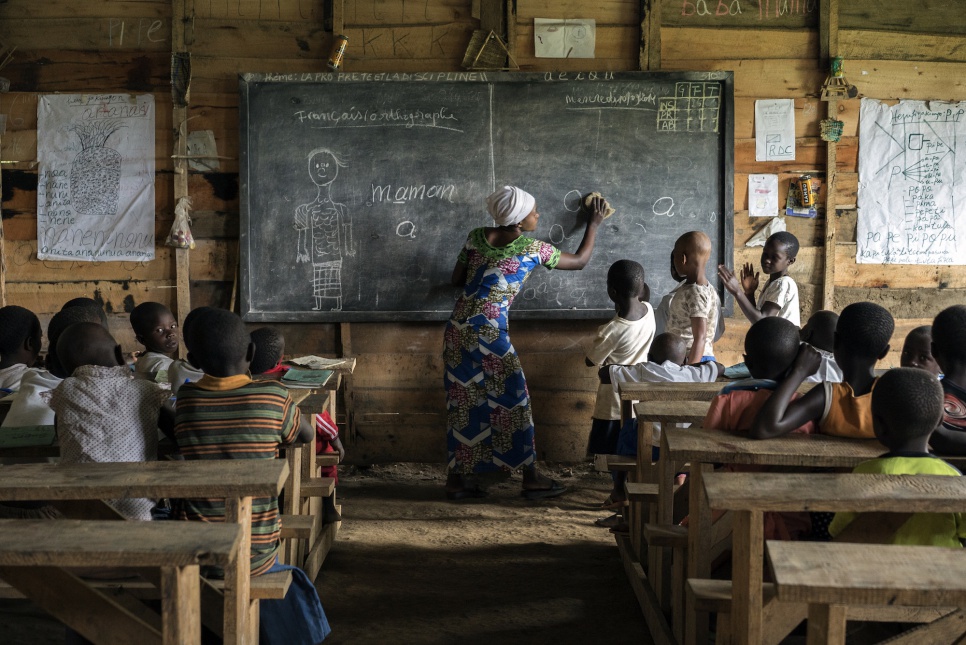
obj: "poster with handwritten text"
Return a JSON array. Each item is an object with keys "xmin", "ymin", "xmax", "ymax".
[
  {"xmin": 857, "ymin": 98, "xmax": 966, "ymax": 264},
  {"xmin": 37, "ymin": 94, "xmax": 155, "ymax": 261},
  {"xmin": 755, "ymin": 99, "xmax": 795, "ymax": 162}
]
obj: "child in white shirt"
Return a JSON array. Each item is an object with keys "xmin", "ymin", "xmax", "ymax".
[
  {"xmin": 719, "ymin": 231, "xmax": 801, "ymax": 326},
  {"xmin": 585, "ymin": 261, "xmax": 655, "ymax": 465}
]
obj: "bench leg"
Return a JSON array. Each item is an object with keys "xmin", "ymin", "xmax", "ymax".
[
  {"xmin": 161, "ymin": 565, "xmax": 201, "ymax": 645},
  {"xmin": 806, "ymin": 604, "xmax": 847, "ymax": 645},
  {"xmin": 224, "ymin": 496, "xmax": 253, "ymax": 645}
]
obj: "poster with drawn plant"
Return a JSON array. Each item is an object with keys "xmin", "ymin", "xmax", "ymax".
[{"xmin": 37, "ymin": 94, "xmax": 155, "ymax": 261}]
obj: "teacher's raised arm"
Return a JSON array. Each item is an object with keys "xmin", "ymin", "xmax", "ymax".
[{"xmin": 443, "ymin": 186, "xmax": 605, "ymax": 502}]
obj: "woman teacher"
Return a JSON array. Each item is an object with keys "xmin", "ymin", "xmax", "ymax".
[{"xmin": 444, "ymin": 186, "xmax": 606, "ymax": 500}]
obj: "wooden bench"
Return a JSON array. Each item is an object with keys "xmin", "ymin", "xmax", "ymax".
[
  {"xmin": 664, "ymin": 429, "xmax": 883, "ymax": 645},
  {"xmin": 0, "ymin": 460, "xmax": 288, "ymax": 645},
  {"xmin": 701, "ymin": 471, "xmax": 966, "ymax": 645},
  {"xmin": 0, "ymin": 518, "xmax": 241, "ymax": 645},
  {"xmin": 767, "ymin": 541, "xmax": 966, "ymax": 645}
]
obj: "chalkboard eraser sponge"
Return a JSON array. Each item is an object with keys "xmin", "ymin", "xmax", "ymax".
[{"xmin": 585, "ymin": 192, "xmax": 616, "ymax": 219}]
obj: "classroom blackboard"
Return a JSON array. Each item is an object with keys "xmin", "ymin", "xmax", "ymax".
[{"xmin": 239, "ymin": 71, "xmax": 734, "ymax": 322}]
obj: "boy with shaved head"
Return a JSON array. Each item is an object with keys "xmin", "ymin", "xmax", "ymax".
[
  {"xmin": 666, "ymin": 231, "xmax": 720, "ymax": 364},
  {"xmin": 44, "ymin": 322, "xmax": 172, "ymax": 520}
]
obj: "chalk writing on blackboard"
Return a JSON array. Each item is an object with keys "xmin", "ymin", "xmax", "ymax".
[
  {"xmin": 657, "ymin": 82, "xmax": 721, "ymax": 133},
  {"xmin": 858, "ymin": 98, "xmax": 966, "ymax": 265},
  {"xmin": 294, "ymin": 148, "xmax": 355, "ymax": 310}
]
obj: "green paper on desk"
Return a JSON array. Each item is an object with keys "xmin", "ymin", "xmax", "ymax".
[
  {"xmin": 0, "ymin": 425, "xmax": 56, "ymax": 448},
  {"xmin": 282, "ymin": 369, "xmax": 334, "ymax": 388}
]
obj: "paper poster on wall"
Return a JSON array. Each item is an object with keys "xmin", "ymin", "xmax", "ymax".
[
  {"xmin": 748, "ymin": 174, "xmax": 779, "ymax": 217},
  {"xmin": 857, "ymin": 98, "xmax": 966, "ymax": 264},
  {"xmin": 755, "ymin": 99, "xmax": 795, "ymax": 161},
  {"xmin": 37, "ymin": 94, "xmax": 155, "ymax": 261},
  {"xmin": 533, "ymin": 19, "xmax": 596, "ymax": 58}
]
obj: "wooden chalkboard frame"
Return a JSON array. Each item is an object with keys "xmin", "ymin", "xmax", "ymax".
[{"xmin": 239, "ymin": 71, "xmax": 734, "ymax": 322}]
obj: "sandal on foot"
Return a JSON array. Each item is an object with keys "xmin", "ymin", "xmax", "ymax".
[
  {"xmin": 594, "ymin": 513, "xmax": 623, "ymax": 529},
  {"xmin": 599, "ymin": 495, "xmax": 627, "ymax": 510},
  {"xmin": 521, "ymin": 480, "xmax": 568, "ymax": 500},
  {"xmin": 446, "ymin": 488, "xmax": 488, "ymax": 501}
]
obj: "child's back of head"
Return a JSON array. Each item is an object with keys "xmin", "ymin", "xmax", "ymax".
[
  {"xmin": 744, "ymin": 317, "xmax": 800, "ymax": 381},
  {"xmin": 46, "ymin": 306, "xmax": 111, "ymax": 378},
  {"xmin": 648, "ymin": 332, "xmax": 687, "ymax": 365},
  {"xmin": 834, "ymin": 302, "xmax": 894, "ymax": 372},
  {"xmin": 872, "ymin": 367, "xmax": 943, "ymax": 452},
  {"xmin": 801, "ymin": 310, "xmax": 838, "ymax": 353},
  {"xmin": 0, "ymin": 305, "xmax": 42, "ymax": 370},
  {"xmin": 932, "ymin": 305, "xmax": 966, "ymax": 380},
  {"xmin": 250, "ymin": 327, "xmax": 286, "ymax": 375},
  {"xmin": 189, "ymin": 309, "xmax": 252, "ymax": 378},
  {"xmin": 57, "ymin": 322, "xmax": 123, "ymax": 376},
  {"xmin": 607, "ymin": 260, "xmax": 648, "ymax": 302},
  {"xmin": 61, "ymin": 297, "xmax": 109, "ymax": 326}
]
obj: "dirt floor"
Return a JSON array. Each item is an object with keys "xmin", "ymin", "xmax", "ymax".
[{"xmin": 0, "ymin": 463, "xmax": 650, "ymax": 645}]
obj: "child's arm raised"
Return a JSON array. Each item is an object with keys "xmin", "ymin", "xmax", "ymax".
[
  {"xmin": 687, "ymin": 316, "xmax": 707, "ymax": 365},
  {"xmin": 750, "ymin": 344, "xmax": 825, "ymax": 439},
  {"xmin": 718, "ymin": 264, "xmax": 779, "ymax": 323}
]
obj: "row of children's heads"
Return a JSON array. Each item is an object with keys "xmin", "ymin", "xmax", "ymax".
[{"xmin": 0, "ymin": 299, "xmax": 287, "ymax": 380}]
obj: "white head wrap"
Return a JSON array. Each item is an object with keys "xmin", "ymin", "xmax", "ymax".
[{"xmin": 486, "ymin": 186, "xmax": 535, "ymax": 227}]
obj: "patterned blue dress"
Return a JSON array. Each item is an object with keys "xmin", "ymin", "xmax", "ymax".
[{"xmin": 444, "ymin": 228, "xmax": 561, "ymax": 474}]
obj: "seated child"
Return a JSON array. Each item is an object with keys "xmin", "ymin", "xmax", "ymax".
[
  {"xmin": 925, "ymin": 306, "xmax": 966, "ymax": 454},
  {"xmin": 900, "ymin": 325, "xmax": 941, "ymax": 377},
  {"xmin": 43, "ymin": 322, "xmax": 171, "ymax": 521},
  {"xmin": 799, "ymin": 309, "xmax": 842, "ymax": 383},
  {"xmin": 585, "ymin": 260, "xmax": 655, "ymax": 462},
  {"xmin": 173, "ymin": 309, "xmax": 330, "ymax": 644},
  {"xmin": 665, "ymin": 231, "xmax": 720, "ymax": 364},
  {"xmin": 751, "ymin": 302, "xmax": 894, "ymax": 440},
  {"xmin": 718, "ymin": 231, "xmax": 801, "ymax": 326},
  {"xmin": 598, "ymin": 333, "xmax": 720, "ymax": 514},
  {"xmin": 829, "ymin": 367, "xmax": 964, "ymax": 547},
  {"xmin": 130, "ymin": 302, "xmax": 180, "ymax": 382},
  {"xmin": 3, "ymin": 305, "xmax": 107, "ymax": 434},
  {"xmin": 167, "ymin": 306, "xmax": 213, "ymax": 394},
  {"xmin": 0, "ymin": 305, "xmax": 42, "ymax": 391},
  {"xmin": 704, "ymin": 317, "xmax": 816, "ymax": 434},
  {"xmin": 250, "ymin": 325, "xmax": 345, "ymax": 525}
]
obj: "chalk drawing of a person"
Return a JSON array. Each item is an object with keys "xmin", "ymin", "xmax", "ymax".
[{"xmin": 295, "ymin": 148, "xmax": 354, "ymax": 311}]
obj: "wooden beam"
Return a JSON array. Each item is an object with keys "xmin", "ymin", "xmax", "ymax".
[
  {"xmin": 821, "ymin": 0, "xmax": 839, "ymax": 311},
  {"xmin": 172, "ymin": 0, "xmax": 194, "ymax": 355},
  {"xmin": 479, "ymin": 0, "xmax": 505, "ymax": 39},
  {"xmin": 640, "ymin": 0, "xmax": 662, "ymax": 71}
]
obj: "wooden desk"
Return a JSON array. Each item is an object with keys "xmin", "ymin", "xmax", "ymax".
[
  {"xmin": 663, "ymin": 430, "xmax": 883, "ymax": 645},
  {"xmin": 0, "ymin": 460, "xmax": 288, "ymax": 645},
  {"xmin": 701, "ymin": 471, "xmax": 966, "ymax": 645},
  {"xmin": 0, "ymin": 518, "xmax": 242, "ymax": 645},
  {"xmin": 626, "ymin": 398, "xmax": 710, "ymax": 639}
]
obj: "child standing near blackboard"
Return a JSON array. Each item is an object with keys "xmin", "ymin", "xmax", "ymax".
[
  {"xmin": 585, "ymin": 260, "xmax": 655, "ymax": 477},
  {"xmin": 665, "ymin": 231, "xmax": 720, "ymax": 364},
  {"xmin": 718, "ymin": 231, "xmax": 801, "ymax": 326}
]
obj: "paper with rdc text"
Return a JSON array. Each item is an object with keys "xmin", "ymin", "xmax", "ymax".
[
  {"xmin": 37, "ymin": 94, "xmax": 155, "ymax": 261},
  {"xmin": 857, "ymin": 98, "xmax": 966, "ymax": 264},
  {"xmin": 755, "ymin": 99, "xmax": 795, "ymax": 161}
]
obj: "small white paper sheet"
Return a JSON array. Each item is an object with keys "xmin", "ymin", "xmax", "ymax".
[
  {"xmin": 748, "ymin": 174, "xmax": 779, "ymax": 217},
  {"xmin": 534, "ymin": 18, "xmax": 596, "ymax": 58},
  {"xmin": 755, "ymin": 99, "xmax": 795, "ymax": 161}
]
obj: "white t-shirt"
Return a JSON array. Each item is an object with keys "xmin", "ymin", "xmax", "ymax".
[
  {"xmin": 805, "ymin": 347, "xmax": 843, "ymax": 383},
  {"xmin": 656, "ymin": 282, "xmax": 725, "ymax": 341},
  {"xmin": 758, "ymin": 275, "xmax": 800, "ymax": 326},
  {"xmin": 168, "ymin": 359, "xmax": 205, "ymax": 394},
  {"xmin": 134, "ymin": 351, "xmax": 174, "ymax": 383},
  {"xmin": 0, "ymin": 364, "xmax": 29, "ymax": 391},
  {"xmin": 608, "ymin": 360, "xmax": 720, "ymax": 445},
  {"xmin": 666, "ymin": 282, "xmax": 720, "ymax": 358},
  {"xmin": 1, "ymin": 368, "xmax": 61, "ymax": 429},
  {"xmin": 588, "ymin": 305, "xmax": 656, "ymax": 420}
]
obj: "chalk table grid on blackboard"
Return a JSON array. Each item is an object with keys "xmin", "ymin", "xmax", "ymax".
[{"xmin": 239, "ymin": 71, "xmax": 734, "ymax": 322}]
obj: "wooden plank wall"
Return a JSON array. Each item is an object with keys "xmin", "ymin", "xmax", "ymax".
[{"xmin": 1, "ymin": 0, "xmax": 964, "ymax": 463}]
